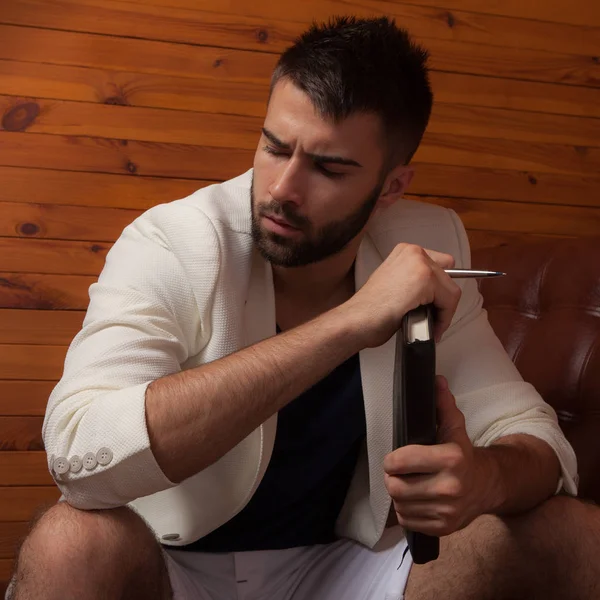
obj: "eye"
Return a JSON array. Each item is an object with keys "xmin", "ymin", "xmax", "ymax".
[
  {"xmin": 315, "ymin": 163, "xmax": 345, "ymax": 179},
  {"xmin": 263, "ymin": 145, "xmax": 286, "ymax": 157}
]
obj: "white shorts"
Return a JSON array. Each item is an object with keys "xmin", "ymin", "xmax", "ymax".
[{"xmin": 163, "ymin": 526, "xmax": 413, "ymax": 600}]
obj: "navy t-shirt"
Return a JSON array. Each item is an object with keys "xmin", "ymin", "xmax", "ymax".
[{"xmin": 177, "ymin": 346, "xmax": 366, "ymax": 552}]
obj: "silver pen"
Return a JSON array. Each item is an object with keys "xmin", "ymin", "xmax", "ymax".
[{"xmin": 445, "ymin": 269, "xmax": 505, "ymax": 278}]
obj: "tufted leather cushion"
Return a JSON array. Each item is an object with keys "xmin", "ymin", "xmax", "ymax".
[{"xmin": 472, "ymin": 237, "xmax": 600, "ymax": 504}]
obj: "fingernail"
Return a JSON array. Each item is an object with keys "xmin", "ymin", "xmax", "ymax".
[{"xmin": 437, "ymin": 375, "xmax": 448, "ymax": 390}]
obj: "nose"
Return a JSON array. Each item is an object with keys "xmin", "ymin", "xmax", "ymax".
[{"xmin": 268, "ymin": 159, "xmax": 305, "ymax": 207}]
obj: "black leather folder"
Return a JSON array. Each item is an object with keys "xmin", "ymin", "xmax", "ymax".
[{"xmin": 392, "ymin": 304, "xmax": 440, "ymax": 564}]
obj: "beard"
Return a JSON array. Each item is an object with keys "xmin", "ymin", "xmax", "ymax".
[{"xmin": 251, "ymin": 175, "xmax": 383, "ymax": 268}]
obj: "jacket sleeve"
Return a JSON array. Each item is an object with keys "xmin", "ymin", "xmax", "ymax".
[
  {"xmin": 42, "ymin": 203, "xmax": 220, "ymax": 509},
  {"xmin": 438, "ymin": 210, "xmax": 578, "ymax": 495}
]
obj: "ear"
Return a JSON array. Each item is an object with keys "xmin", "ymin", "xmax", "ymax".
[{"xmin": 375, "ymin": 165, "xmax": 414, "ymax": 211}]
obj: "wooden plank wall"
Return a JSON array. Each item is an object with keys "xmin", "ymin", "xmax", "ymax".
[{"xmin": 0, "ymin": 0, "xmax": 599, "ymax": 591}]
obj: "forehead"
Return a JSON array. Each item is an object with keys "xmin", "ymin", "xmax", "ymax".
[{"xmin": 264, "ymin": 79, "xmax": 385, "ymax": 167}]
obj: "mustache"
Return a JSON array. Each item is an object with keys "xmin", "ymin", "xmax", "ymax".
[{"xmin": 260, "ymin": 200, "xmax": 310, "ymax": 229}]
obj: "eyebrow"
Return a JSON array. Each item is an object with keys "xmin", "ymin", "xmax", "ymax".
[{"xmin": 261, "ymin": 127, "xmax": 363, "ymax": 168}]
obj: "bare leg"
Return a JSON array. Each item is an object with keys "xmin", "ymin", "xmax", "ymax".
[
  {"xmin": 404, "ymin": 496, "xmax": 600, "ymax": 600},
  {"xmin": 8, "ymin": 502, "xmax": 173, "ymax": 600}
]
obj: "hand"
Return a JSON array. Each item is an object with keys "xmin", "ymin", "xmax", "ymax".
[
  {"xmin": 384, "ymin": 376, "xmax": 492, "ymax": 537},
  {"xmin": 344, "ymin": 243, "xmax": 461, "ymax": 348}
]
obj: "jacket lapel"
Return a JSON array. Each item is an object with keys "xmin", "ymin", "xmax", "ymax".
[
  {"xmin": 243, "ymin": 247, "xmax": 278, "ymax": 480},
  {"xmin": 355, "ymin": 234, "xmax": 396, "ymax": 537}
]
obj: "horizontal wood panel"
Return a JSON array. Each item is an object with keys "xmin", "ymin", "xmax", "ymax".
[
  {"xmin": 466, "ymin": 229, "xmax": 569, "ymax": 251},
  {"xmin": 415, "ymin": 133, "xmax": 600, "ymax": 177},
  {"xmin": 2, "ymin": 130, "xmax": 598, "ymax": 179},
  {"xmin": 95, "ymin": 0, "xmax": 600, "ymax": 38},
  {"xmin": 3, "ymin": 60, "xmax": 599, "ymax": 120},
  {"xmin": 0, "ymin": 345, "xmax": 67, "ymax": 380},
  {"xmin": 0, "ymin": 58, "xmax": 269, "ymax": 118},
  {"xmin": 2, "ymin": 0, "xmax": 598, "ymax": 59},
  {"xmin": 0, "ymin": 272, "xmax": 95, "ymax": 310},
  {"xmin": 3, "ymin": 165, "xmax": 599, "ymax": 211},
  {"xmin": 1, "ymin": 24, "xmax": 598, "ymax": 88},
  {"xmin": 0, "ymin": 381, "xmax": 55, "ymax": 416},
  {"xmin": 390, "ymin": 0, "xmax": 600, "ymax": 28},
  {"xmin": 0, "ymin": 166, "xmax": 207, "ymax": 210},
  {"xmin": 1, "ymin": 194, "xmax": 598, "ymax": 250},
  {"xmin": 0, "ymin": 96, "xmax": 262, "ymax": 149},
  {"xmin": 0, "ymin": 487, "xmax": 60, "ymax": 522},
  {"xmin": 0, "ymin": 310, "xmax": 84, "ymax": 345},
  {"xmin": 0, "ymin": 24, "xmax": 277, "ymax": 82},
  {"xmin": 411, "ymin": 165, "xmax": 600, "ymax": 208},
  {"xmin": 0, "ymin": 238, "xmax": 108, "ymax": 276},
  {"xmin": 0, "ymin": 131, "xmax": 254, "ymax": 181},
  {"xmin": 411, "ymin": 196, "xmax": 600, "ymax": 236},
  {"xmin": 0, "ymin": 201, "xmax": 141, "ymax": 242},
  {"xmin": 0, "ymin": 453, "xmax": 52, "ymax": 486},
  {"xmin": 0, "ymin": 521, "xmax": 29, "ymax": 559},
  {"xmin": 3, "ymin": 95, "xmax": 600, "ymax": 149},
  {"xmin": 0, "ymin": 417, "xmax": 44, "ymax": 450}
]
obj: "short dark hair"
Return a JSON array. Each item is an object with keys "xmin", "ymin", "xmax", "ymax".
[{"xmin": 270, "ymin": 16, "xmax": 433, "ymax": 167}]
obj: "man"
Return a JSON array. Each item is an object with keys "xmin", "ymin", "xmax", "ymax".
[{"xmin": 9, "ymin": 16, "xmax": 599, "ymax": 600}]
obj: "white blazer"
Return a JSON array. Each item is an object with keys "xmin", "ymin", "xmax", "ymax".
[{"xmin": 43, "ymin": 170, "xmax": 577, "ymax": 549}]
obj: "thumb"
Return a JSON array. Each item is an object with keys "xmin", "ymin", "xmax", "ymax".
[{"xmin": 436, "ymin": 375, "xmax": 467, "ymax": 444}]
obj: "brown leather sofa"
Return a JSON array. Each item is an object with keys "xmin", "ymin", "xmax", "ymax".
[{"xmin": 472, "ymin": 236, "xmax": 600, "ymax": 505}]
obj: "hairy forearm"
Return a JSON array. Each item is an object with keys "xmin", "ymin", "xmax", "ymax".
[
  {"xmin": 146, "ymin": 305, "xmax": 363, "ymax": 483},
  {"xmin": 476, "ymin": 433, "xmax": 562, "ymax": 517}
]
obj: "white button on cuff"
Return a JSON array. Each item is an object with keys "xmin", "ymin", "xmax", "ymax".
[
  {"xmin": 69, "ymin": 455, "xmax": 83, "ymax": 473},
  {"xmin": 82, "ymin": 452, "xmax": 98, "ymax": 470},
  {"xmin": 96, "ymin": 447, "xmax": 113, "ymax": 466},
  {"xmin": 161, "ymin": 534, "xmax": 181, "ymax": 541},
  {"xmin": 53, "ymin": 457, "xmax": 70, "ymax": 475}
]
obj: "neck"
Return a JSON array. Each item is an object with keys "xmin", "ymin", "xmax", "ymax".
[{"xmin": 272, "ymin": 237, "xmax": 361, "ymax": 304}]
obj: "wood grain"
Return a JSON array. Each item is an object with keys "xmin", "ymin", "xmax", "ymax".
[
  {"xmin": 416, "ymin": 133, "xmax": 600, "ymax": 177},
  {"xmin": 2, "ymin": 0, "xmax": 597, "ymax": 58},
  {"xmin": 3, "ymin": 60, "xmax": 599, "ymax": 120},
  {"xmin": 0, "ymin": 522, "xmax": 30, "ymax": 559},
  {"xmin": 81, "ymin": 0, "xmax": 600, "ymax": 37},
  {"xmin": 0, "ymin": 272, "xmax": 95, "ymax": 310},
  {"xmin": 2, "ymin": 129, "xmax": 598, "ymax": 179},
  {"xmin": 0, "ymin": 417, "xmax": 44, "ymax": 451},
  {"xmin": 0, "ymin": 381, "xmax": 55, "ymax": 416},
  {"xmin": 411, "ymin": 165, "xmax": 600, "ymax": 208},
  {"xmin": 1, "ymin": 24, "xmax": 598, "ymax": 88},
  {"xmin": 0, "ymin": 453, "xmax": 52, "ymax": 486},
  {"xmin": 0, "ymin": 201, "xmax": 141, "ymax": 242},
  {"xmin": 0, "ymin": 345, "xmax": 67, "ymax": 380},
  {"xmin": 0, "ymin": 309, "xmax": 84, "ymax": 345},
  {"xmin": 466, "ymin": 229, "xmax": 569, "ymax": 250},
  {"xmin": 3, "ymin": 95, "xmax": 600, "ymax": 149},
  {"xmin": 0, "ymin": 96, "xmax": 262, "ymax": 149},
  {"xmin": 411, "ymin": 196, "xmax": 600, "ymax": 236},
  {"xmin": 0, "ymin": 238, "xmax": 108, "ymax": 276},
  {"xmin": 0, "ymin": 166, "xmax": 210, "ymax": 210},
  {"xmin": 1, "ymin": 193, "xmax": 598, "ymax": 248},
  {"xmin": 0, "ymin": 24, "xmax": 277, "ymax": 82},
  {"xmin": 3, "ymin": 165, "xmax": 599, "ymax": 210},
  {"xmin": 0, "ymin": 131, "xmax": 254, "ymax": 181},
  {"xmin": 0, "ymin": 58, "xmax": 269, "ymax": 118},
  {"xmin": 0, "ymin": 487, "xmax": 60, "ymax": 522}
]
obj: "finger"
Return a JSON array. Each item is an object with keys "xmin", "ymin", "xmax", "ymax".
[
  {"xmin": 435, "ymin": 376, "xmax": 468, "ymax": 445},
  {"xmin": 423, "ymin": 248, "xmax": 455, "ymax": 269},
  {"xmin": 394, "ymin": 514, "xmax": 445, "ymax": 536},
  {"xmin": 384, "ymin": 444, "xmax": 459, "ymax": 475},
  {"xmin": 385, "ymin": 472, "xmax": 439, "ymax": 501},
  {"xmin": 393, "ymin": 500, "xmax": 446, "ymax": 520},
  {"xmin": 429, "ymin": 262, "xmax": 461, "ymax": 341}
]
